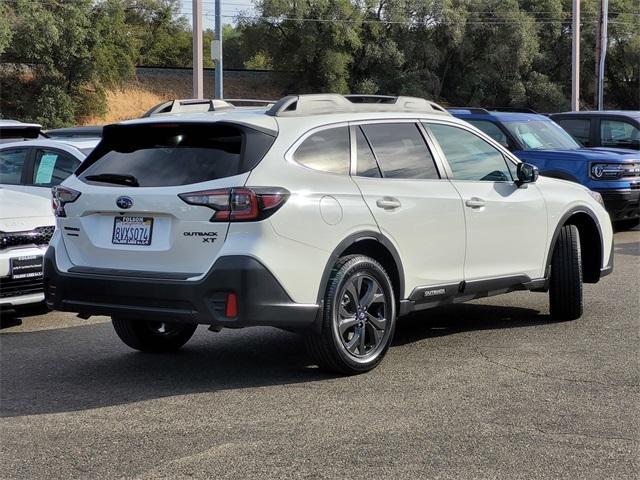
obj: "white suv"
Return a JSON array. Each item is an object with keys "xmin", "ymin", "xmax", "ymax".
[{"xmin": 44, "ymin": 94, "xmax": 614, "ymax": 374}]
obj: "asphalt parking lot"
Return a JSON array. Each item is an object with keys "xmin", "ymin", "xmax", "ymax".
[{"xmin": 1, "ymin": 228, "xmax": 638, "ymax": 480}]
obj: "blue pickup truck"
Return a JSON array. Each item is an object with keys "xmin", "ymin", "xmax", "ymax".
[{"xmin": 449, "ymin": 108, "xmax": 640, "ymax": 229}]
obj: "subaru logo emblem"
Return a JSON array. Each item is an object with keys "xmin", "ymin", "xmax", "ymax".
[{"xmin": 116, "ymin": 196, "xmax": 133, "ymax": 209}]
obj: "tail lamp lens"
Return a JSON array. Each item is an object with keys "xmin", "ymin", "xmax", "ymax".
[
  {"xmin": 178, "ymin": 187, "xmax": 289, "ymax": 222},
  {"xmin": 51, "ymin": 186, "xmax": 81, "ymax": 217}
]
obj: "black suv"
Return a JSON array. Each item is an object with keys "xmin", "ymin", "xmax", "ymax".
[{"xmin": 550, "ymin": 111, "xmax": 640, "ymax": 150}]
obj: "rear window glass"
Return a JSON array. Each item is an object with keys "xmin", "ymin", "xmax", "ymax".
[
  {"xmin": 77, "ymin": 123, "xmax": 275, "ymax": 187},
  {"xmin": 293, "ymin": 127, "xmax": 350, "ymax": 175}
]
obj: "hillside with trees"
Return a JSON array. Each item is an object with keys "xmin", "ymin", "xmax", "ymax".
[{"xmin": 0, "ymin": 0, "xmax": 638, "ymax": 127}]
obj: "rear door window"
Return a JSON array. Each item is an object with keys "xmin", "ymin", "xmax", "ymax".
[
  {"xmin": 77, "ymin": 123, "xmax": 275, "ymax": 187},
  {"xmin": 0, "ymin": 148, "xmax": 29, "ymax": 185},
  {"xmin": 32, "ymin": 149, "xmax": 81, "ymax": 186},
  {"xmin": 360, "ymin": 123, "xmax": 439, "ymax": 179},
  {"xmin": 355, "ymin": 127, "xmax": 381, "ymax": 178},
  {"xmin": 600, "ymin": 119, "xmax": 640, "ymax": 149},
  {"xmin": 293, "ymin": 127, "xmax": 350, "ymax": 175}
]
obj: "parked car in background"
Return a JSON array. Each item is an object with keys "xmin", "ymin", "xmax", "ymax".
[
  {"xmin": 550, "ymin": 111, "xmax": 640, "ymax": 150},
  {"xmin": 0, "ymin": 120, "xmax": 45, "ymax": 144},
  {"xmin": 450, "ymin": 108, "xmax": 640, "ymax": 229},
  {"xmin": 0, "ymin": 188, "xmax": 55, "ymax": 309},
  {"xmin": 46, "ymin": 125, "xmax": 103, "ymax": 141},
  {"xmin": 45, "ymin": 94, "xmax": 613, "ymax": 374},
  {"xmin": 0, "ymin": 138, "xmax": 98, "ymax": 199}
]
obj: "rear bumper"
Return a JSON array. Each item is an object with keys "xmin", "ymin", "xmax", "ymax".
[
  {"xmin": 596, "ymin": 189, "xmax": 640, "ymax": 221},
  {"xmin": 44, "ymin": 248, "xmax": 319, "ymax": 330}
]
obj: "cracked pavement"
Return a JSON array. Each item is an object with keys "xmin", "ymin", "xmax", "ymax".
[{"xmin": 1, "ymin": 227, "xmax": 638, "ymax": 479}]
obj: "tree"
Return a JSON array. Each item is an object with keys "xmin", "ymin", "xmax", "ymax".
[{"xmin": 239, "ymin": 0, "xmax": 365, "ymax": 93}]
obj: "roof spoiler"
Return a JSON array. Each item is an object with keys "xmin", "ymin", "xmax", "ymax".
[{"xmin": 142, "ymin": 98, "xmax": 277, "ymax": 117}]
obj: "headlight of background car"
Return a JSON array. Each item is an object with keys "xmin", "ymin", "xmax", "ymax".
[
  {"xmin": 587, "ymin": 190, "xmax": 605, "ymax": 207},
  {"xmin": 590, "ymin": 163, "xmax": 624, "ymax": 179}
]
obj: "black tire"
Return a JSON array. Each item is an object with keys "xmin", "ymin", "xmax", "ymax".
[
  {"xmin": 549, "ymin": 224, "xmax": 583, "ymax": 321},
  {"xmin": 306, "ymin": 255, "xmax": 396, "ymax": 375},
  {"xmin": 614, "ymin": 218, "xmax": 639, "ymax": 231},
  {"xmin": 112, "ymin": 317, "xmax": 197, "ymax": 352}
]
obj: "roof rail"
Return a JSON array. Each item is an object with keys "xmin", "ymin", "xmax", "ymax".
[
  {"xmin": 488, "ymin": 107, "xmax": 538, "ymax": 114},
  {"xmin": 266, "ymin": 94, "xmax": 449, "ymax": 117},
  {"xmin": 446, "ymin": 107, "xmax": 491, "ymax": 115},
  {"xmin": 223, "ymin": 99, "xmax": 277, "ymax": 107},
  {"xmin": 142, "ymin": 98, "xmax": 234, "ymax": 117}
]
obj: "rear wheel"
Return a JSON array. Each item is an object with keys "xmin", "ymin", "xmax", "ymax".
[
  {"xmin": 112, "ymin": 317, "xmax": 197, "ymax": 352},
  {"xmin": 306, "ymin": 255, "xmax": 396, "ymax": 375},
  {"xmin": 549, "ymin": 224, "xmax": 583, "ymax": 320}
]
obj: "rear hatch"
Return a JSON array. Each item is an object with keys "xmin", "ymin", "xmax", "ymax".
[{"xmin": 58, "ymin": 121, "xmax": 276, "ymax": 276}]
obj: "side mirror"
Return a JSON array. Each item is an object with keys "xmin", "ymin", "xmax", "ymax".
[{"xmin": 516, "ymin": 162, "xmax": 539, "ymax": 187}]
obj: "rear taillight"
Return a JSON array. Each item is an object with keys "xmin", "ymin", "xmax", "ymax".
[
  {"xmin": 178, "ymin": 187, "xmax": 289, "ymax": 222},
  {"xmin": 51, "ymin": 186, "xmax": 81, "ymax": 217}
]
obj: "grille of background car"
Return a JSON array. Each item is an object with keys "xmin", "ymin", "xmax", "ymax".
[
  {"xmin": 0, "ymin": 226, "xmax": 55, "ymax": 250},
  {"xmin": 0, "ymin": 277, "xmax": 44, "ymax": 298}
]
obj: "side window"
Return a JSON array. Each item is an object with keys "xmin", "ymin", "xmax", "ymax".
[
  {"xmin": 0, "ymin": 148, "xmax": 29, "ymax": 185},
  {"xmin": 600, "ymin": 120, "xmax": 640, "ymax": 149},
  {"xmin": 293, "ymin": 127, "xmax": 350, "ymax": 174},
  {"xmin": 427, "ymin": 123, "xmax": 513, "ymax": 182},
  {"xmin": 355, "ymin": 127, "xmax": 381, "ymax": 177},
  {"xmin": 360, "ymin": 123, "xmax": 439, "ymax": 179},
  {"xmin": 32, "ymin": 149, "xmax": 81, "ymax": 186},
  {"xmin": 467, "ymin": 120, "xmax": 511, "ymax": 149},
  {"xmin": 556, "ymin": 118, "xmax": 591, "ymax": 146}
]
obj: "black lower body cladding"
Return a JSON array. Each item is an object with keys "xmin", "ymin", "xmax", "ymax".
[
  {"xmin": 44, "ymin": 248, "xmax": 319, "ymax": 330},
  {"xmin": 599, "ymin": 188, "xmax": 640, "ymax": 221}
]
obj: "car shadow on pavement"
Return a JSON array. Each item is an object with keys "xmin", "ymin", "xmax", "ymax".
[
  {"xmin": 1, "ymin": 304, "xmax": 549, "ymax": 418},
  {"xmin": 0, "ymin": 303, "xmax": 49, "ymax": 329},
  {"xmin": 393, "ymin": 302, "xmax": 551, "ymax": 346}
]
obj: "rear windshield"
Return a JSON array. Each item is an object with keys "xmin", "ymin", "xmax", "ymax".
[{"xmin": 77, "ymin": 123, "xmax": 275, "ymax": 187}]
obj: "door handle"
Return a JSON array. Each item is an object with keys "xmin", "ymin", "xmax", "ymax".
[
  {"xmin": 376, "ymin": 197, "xmax": 402, "ymax": 210},
  {"xmin": 465, "ymin": 197, "xmax": 486, "ymax": 209}
]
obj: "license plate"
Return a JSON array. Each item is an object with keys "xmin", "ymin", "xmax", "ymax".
[
  {"xmin": 112, "ymin": 216, "xmax": 153, "ymax": 246},
  {"xmin": 10, "ymin": 255, "xmax": 43, "ymax": 279}
]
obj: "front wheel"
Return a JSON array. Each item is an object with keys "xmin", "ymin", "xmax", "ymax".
[
  {"xmin": 549, "ymin": 224, "xmax": 583, "ymax": 321},
  {"xmin": 306, "ymin": 255, "xmax": 396, "ymax": 375},
  {"xmin": 112, "ymin": 317, "xmax": 197, "ymax": 352}
]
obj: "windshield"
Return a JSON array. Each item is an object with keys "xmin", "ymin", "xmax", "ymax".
[{"xmin": 504, "ymin": 120, "xmax": 581, "ymax": 150}]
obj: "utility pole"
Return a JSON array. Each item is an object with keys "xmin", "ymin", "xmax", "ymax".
[
  {"xmin": 595, "ymin": 0, "xmax": 609, "ymax": 110},
  {"xmin": 571, "ymin": 0, "xmax": 580, "ymax": 111},
  {"xmin": 214, "ymin": 0, "xmax": 223, "ymax": 99},
  {"xmin": 192, "ymin": 0, "xmax": 204, "ymax": 99}
]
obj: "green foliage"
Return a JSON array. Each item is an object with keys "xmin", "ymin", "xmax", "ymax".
[
  {"xmin": 1, "ymin": 0, "xmax": 638, "ymax": 127},
  {"xmin": 0, "ymin": 3, "xmax": 13, "ymax": 55},
  {"xmin": 245, "ymin": 52, "xmax": 274, "ymax": 70}
]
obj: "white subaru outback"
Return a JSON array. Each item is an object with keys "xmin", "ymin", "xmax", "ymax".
[{"xmin": 44, "ymin": 94, "xmax": 613, "ymax": 374}]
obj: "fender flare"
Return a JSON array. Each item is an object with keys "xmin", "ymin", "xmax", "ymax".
[
  {"xmin": 316, "ymin": 231, "xmax": 405, "ymax": 304},
  {"xmin": 543, "ymin": 205, "xmax": 604, "ymax": 281}
]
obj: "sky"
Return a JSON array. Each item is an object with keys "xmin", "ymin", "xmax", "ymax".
[{"xmin": 180, "ymin": 0, "xmax": 256, "ymax": 25}]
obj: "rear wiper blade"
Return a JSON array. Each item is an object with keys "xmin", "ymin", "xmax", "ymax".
[{"xmin": 85, "ymin": 173, "xmax": 140, "ymax": 187}]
